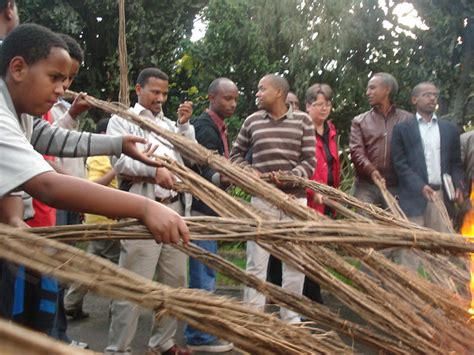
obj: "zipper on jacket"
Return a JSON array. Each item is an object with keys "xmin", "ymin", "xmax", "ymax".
[{"xmin": 383, "ymin": 118, "xmax": 388, "ymax": 171}]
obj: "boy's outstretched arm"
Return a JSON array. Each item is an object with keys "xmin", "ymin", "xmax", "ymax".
[
  {"xmin": 22, "ymin": 172, "xmax": 189, "ymax": 244},
  {"xmin": 32, "ymin": 118, "xmax": 161, "ymax": 168},
  {"xmin": 0, "ymin": 195, "xmax": 28, "ymax": 228}
]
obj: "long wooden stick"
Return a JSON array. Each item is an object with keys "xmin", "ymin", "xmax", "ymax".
[{"xmin": 0, "ymin": 224, "xmax": 346, "ymax": 354}]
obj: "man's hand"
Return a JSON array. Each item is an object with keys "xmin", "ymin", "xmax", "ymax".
[
  {"xmin": 370, "ymin": 170, "xmax": 383, "ymax": 183},
  {"xmin": 422, "ymin": 185, "xmax": 436, "ymax": 201},
  {"xmin": 269, "ymin": 171, "xmax": 284, "ymax": 186},
  {"xmin": 68, "ymin": 92, "xmax": 92, "ymax": 119},
  {"xmin": 122, "ymin": 135, "xmax": 162, "ymax": 167},
  {"xmin": 220, "ymin": 174, "xmax": 231, "ymax": 187},
  {"xmin": 312, "ymin": 193, "xmax": 324, "ymax": 205},
  {"xmin": 155, "ymin": 167, "xmax": 176, "ymax": 189},
  {"xmin": 177, "ymin": 101, "xmax": 193, "ymax": 124},
  {"xmin": 142, "ymin": 199, "xmax": 189, "ymax": 245},
  {"xmin": 455, "ymin": 188, "xmax": 464, "ymax": 205}
]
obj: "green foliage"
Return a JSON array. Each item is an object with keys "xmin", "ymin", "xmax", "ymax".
[
  {"xmin": 19, "ymin": 0, "xmax": 208, "ymax": 121},
  {"xmin": 178, "ymin": 0, "xmax": 473, "ymax": 144},
  {"xmin": 18, "ymin": 0, "xmax": 473, "ymax": 133}
]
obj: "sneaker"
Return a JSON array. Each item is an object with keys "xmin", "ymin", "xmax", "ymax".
[
  {"xmin": 69, "ymin": 340, "xmax": 89, "ymax": 349},
  {"xmin": 187, "ymin": 339, "xmax": 233, "ymax": 353},
  {"xmin": 65, "ymin": 308, "xmax": 89, "ymax": 320}
]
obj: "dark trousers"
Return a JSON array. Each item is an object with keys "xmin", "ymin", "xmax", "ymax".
[
  {"xmin": 266, "ymin": 255, "xmax": 323, "ymax": 304},
  {"xmin": 0, "ymin": 261, "xmax": 57, "ymax": 334}
]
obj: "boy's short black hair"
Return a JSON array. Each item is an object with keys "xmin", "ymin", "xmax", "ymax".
[
  {"xmin": 136, "ymin": 67, "xmax": 168, "ymax": 87},
  {"xmin": 0, "ymin": 23, "xmax": 68, "ymax": 77},
  {"xmin": 0, "ymin": 0, "xmax": 14, "ymax": 12},
  {"xmin": 95, "ymin": 117, "xmax": 110, "ymax": 134},
  {"xmin": 59, "ymin": 33, "xmax": 84, "ymax": 63}
]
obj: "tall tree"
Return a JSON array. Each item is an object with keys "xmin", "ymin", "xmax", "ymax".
[
  {"xmin": 19, "ymin": 0, "xmax": 207, "ymax": 108},
  {"xmin": 179, "ymin": 0, "xmax": 473, "ymax": 142}
]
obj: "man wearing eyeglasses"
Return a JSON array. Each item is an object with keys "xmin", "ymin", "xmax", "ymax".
[{"xmin": 392, "ymin": 82, "xmax": 464, "ymax": 234}]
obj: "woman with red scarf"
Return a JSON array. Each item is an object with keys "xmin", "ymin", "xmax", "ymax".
[
  {"xmin": 305, "ymin": 84, "xmax": 340, "ymax": 215},
  {"xmin": 304, "ymin": 84, "xmax": 340, "ymax": 304}
]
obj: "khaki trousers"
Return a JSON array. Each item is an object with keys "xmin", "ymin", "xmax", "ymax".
[{"xmin": 105, "ymin": 200, "xmax": 187, "ymax": 354}]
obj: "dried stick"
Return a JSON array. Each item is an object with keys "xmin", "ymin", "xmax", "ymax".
[
  {"xmin": 373, "ymin": 176, "xmax": 408, "ymax": 220},
  {"xmin": 63, "ymin": 90, "xmax": 474, "ymax": 353},
  {"xmin": 30, "ymin": 218, "xmax": 474, "ymax": 255},
  {"xmin": 433, "ymin": 194, "xmax": 456, "ymax": 233},
  {"xmin": 118, "ymin": 0, "xmax": 130, "ymax": 106},
  {"xmin": 0, "ymin": 318, "xmax": 95, "ymax": 355},
  {"xmin": 0, "ymin": 225, "xmax": 347, "ymax": 355}
]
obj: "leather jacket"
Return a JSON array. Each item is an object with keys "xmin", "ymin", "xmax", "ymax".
[{"xmin": 349, "ymin": 105, "xmax": 411, "ymax": 187}]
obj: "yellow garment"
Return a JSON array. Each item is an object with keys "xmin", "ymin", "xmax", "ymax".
[{"xmin": 84, "ymin": 156, "xmax": 118, "ymax": 225}]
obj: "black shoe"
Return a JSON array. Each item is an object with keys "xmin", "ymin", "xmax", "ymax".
[{"xmin": 65, "ymin": 308, "xmax": 89, "ymax": 320}]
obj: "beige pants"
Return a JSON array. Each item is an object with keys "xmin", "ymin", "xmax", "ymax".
[
  {"xmin": 243, "ymin": 196, "xmax": 306, "ymax": 324},
  {"xmin": 105, "ymin": 200, "xmax": 187, "ymax": 354},
  {"xmin": 409, "ymin": 190, "xmax": 452, "ymax": 233}
]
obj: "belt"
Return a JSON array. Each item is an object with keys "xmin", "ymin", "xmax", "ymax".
[
  {"xmin": 429, "ymin": 184, "xmax": 441, "ymax": 191},
  {"xmin": 156, "ymin": 194, "xmax": 180, "ymax": 204}
]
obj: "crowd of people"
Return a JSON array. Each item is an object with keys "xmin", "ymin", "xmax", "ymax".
[{"xmin": 0, "ymin": 0, "xmax": 473, "ymax": 354}]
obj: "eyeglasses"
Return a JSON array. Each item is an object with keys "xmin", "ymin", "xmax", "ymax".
[
  {"xmin": 420, "ymin": 92, "xmax": 439, "ymax": 99},
  {"xmin": 311, "ymin": 101, "xmax": 332, "ymax": 108}
]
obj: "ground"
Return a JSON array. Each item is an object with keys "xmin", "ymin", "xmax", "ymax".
[{"xmin": 68, "ymin": 288, "xmax": 377, "ymax": 354}]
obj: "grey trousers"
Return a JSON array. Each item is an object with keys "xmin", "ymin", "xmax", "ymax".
[
  {"xmin": 394, "ymin": 190, "xmax": 453, "ymax": 273},
  {"xmin": 243, "ymin": 196, "xmax": 306, "ymax": 324},
  {"xmin": 353, "ymin": 179, "xmax": 397, "ymax": 209},
  {"xmin": 105, "ymin": 200, "xmax": 187, "ymax": 354}
]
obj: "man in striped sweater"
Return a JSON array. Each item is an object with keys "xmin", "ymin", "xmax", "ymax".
[{"xmin": 230, "ymin": 74, "xmax": 316, "ymax": 323}]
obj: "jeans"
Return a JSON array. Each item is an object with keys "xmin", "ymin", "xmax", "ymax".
[{"xmin": 184, "ymin": 237, "xmax": 218, "ymax": 345}]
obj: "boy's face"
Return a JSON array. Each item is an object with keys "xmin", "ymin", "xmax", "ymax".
[
  {"xmin": 63, "ymin": 59, "xmax": 80, "ymax": 91},
  {"xmin": 10, "ymin": 47, "xmax": 71, "ymax": 116}
]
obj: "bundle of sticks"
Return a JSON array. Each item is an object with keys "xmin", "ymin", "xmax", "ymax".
[
  {"xmin": 0, "ymin": 318, "xmax": 94, "ymax": 355},
  {"xmin": 30, "ymin": 218, "xmax": 472, "ymax": 353},
  {"xmin": 0, "ymin": 224, "xmax": 347, "ymax": 354},
  {"xmin": 50, "ymin": 91, "xmax": 474, "ymax": 353}
]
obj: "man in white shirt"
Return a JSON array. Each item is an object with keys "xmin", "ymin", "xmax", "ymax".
[
  {"xmin": 392, "ymin": 81, "xmax": 464, "ymax": 233},
  {"xmin": 105, "ymin": 67, "xmax": 194, "ymax": 355}
]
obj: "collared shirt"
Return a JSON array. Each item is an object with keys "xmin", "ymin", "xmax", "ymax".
[
  {"xmin": 107, "ymin": 102, "xmax": 195, "ymax": 215},
  {"xmin": 207, "ymin": 110, "xmax": 229, "ymax": 158},
  {"xmin": 131, "ymin": 103, "xmax": 181, "ymax": 199},
  {"xmin": 230, "ymin": 105, "xmax": 316, "ymax": 178},
  {"xmin": 416, "ymin": 112, "xmax": 441, "ymax": 185}
]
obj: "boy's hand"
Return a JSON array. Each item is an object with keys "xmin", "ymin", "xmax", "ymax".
[
  {"xmin": 69, "ymin": 92, "xmax": 92, "ymax": 119},
  {"xmin": 122, "ymin": 135, "xmax": 163, "ymax": 167},
  {"xmin": 177, "ymin": 101, "xmax": 193, "ymax": 124},
  {"xmin": 142, "ymin": 199, "xmax": 190, "ymax": 244}
]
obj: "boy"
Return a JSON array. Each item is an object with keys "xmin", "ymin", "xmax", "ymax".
[{"xmin": 0, "ymin": 23, "xmax": 189, "ymax": 335}]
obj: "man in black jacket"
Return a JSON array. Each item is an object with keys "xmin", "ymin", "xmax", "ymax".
[{"xmin": 184, "ymin": 78, "xmax": 238, "ymax": 353}]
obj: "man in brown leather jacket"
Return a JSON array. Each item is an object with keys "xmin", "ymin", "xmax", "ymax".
[{"xmin": 349, "ymin": 72, "xmax": 411, "ymax": 206}]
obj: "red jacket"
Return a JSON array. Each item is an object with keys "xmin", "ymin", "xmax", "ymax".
[
  {"xmin": 27, "ymin": 111, "xmax": 56, "ymax": 227},
  {"xmin": 307, "ymin": 121, "xmax": 340, "ymax": 214}
]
